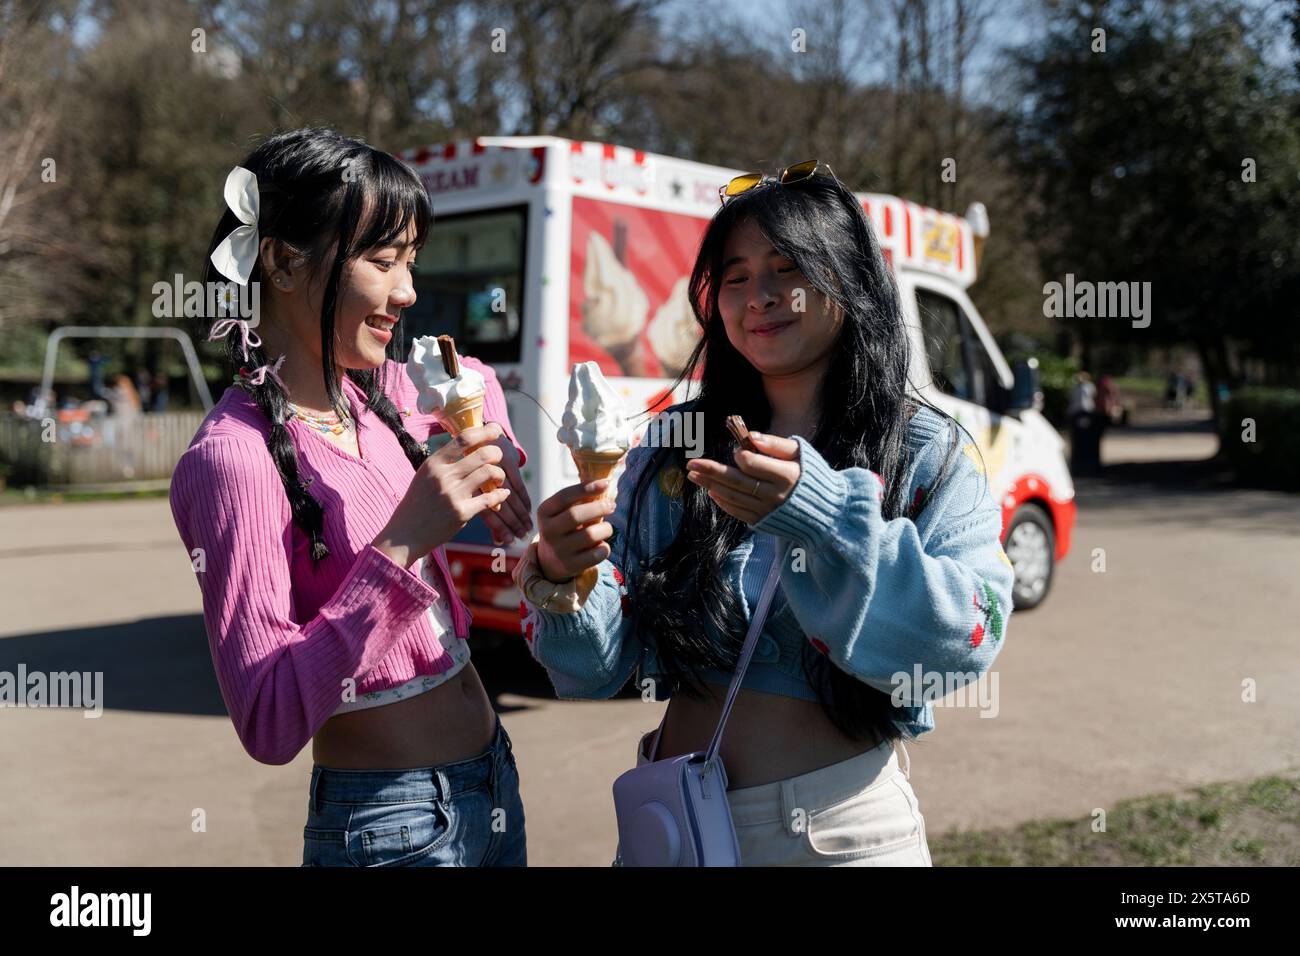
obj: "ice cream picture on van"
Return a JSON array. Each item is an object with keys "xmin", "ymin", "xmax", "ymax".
[{"xmin": 581, "ymin": 221, "xmax": 650, "ymax": 376}]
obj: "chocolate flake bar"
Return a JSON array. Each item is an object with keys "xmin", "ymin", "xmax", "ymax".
[
  {"xmin": 436, "ymin": 335, "xmax": 460, "ymax": 377},
  {"xmin": 725, "ymin": 414, "xmax": 758, "ymax": 453}
]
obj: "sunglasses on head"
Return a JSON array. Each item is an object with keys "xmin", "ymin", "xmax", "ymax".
[{"xmin": 718, "ymin": 159, "xmax": 837, "ymax": 205}]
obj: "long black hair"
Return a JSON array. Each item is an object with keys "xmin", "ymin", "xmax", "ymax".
[
  {"xmin": 200, "ymin": 127, "xmax": 433, "ymax": 564},
  {"xmin": 622, "ymin": 172, "xmax": 959, "ymax": 746}
]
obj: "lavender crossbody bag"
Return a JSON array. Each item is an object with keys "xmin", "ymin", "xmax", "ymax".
[{"xmin": 611, "ymin": 538, "xmax": 788, "ymax": 867}]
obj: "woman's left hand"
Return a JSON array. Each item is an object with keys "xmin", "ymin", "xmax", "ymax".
[
  {"xmin": 685, "ymin": 432, "xmax": 801, "ymax": 525},
  {"xmin": 478, "ymin": 434, "xmax": 534, "ymax": 545}
]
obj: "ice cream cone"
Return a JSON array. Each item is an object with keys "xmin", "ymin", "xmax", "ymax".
[
  {"xmin": 435, "ymin": 392, "xmax": 503, "ymax": 511},
  {"xmin": 572, "ymin": 447, "xmax": 627, "ymax": 502},
  {"xmin": 439, "ymin": 393, "xmax": 484, "ymax": 433}
]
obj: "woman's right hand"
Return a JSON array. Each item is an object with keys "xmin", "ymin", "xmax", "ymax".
[
  {"xmin": 536, "ymin": 480, "xmax": 617, "ymax": 582},
  {"xmin": 372, "ymin": 423, "xmax": 511, "ymax": 568}
]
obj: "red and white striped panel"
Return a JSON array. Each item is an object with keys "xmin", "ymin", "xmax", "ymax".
[
  {"xmin": 397, "ymin": 139, "xmax": 492, "ymax": 165},
  {"xmin": 566, "ymin": 140, "xmax": 650, "ymax": 193},
  {"xmin": 860, "ymin": 193, "xmax": 975, "ymax": 286}
]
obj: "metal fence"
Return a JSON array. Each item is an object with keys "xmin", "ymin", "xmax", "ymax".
[{"xmin": 0, "ymin": 410, "xmax": 206, "ymax": 487}]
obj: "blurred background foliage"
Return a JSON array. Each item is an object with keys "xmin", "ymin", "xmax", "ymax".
[{"xmin": 1, "ymin": 0, "xmax": 1297, "ymax": 416}]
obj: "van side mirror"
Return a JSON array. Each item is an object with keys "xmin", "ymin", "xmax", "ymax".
[{"xmin": 1008, "ymin": 358, "xmax": 1041, "ymax": 414}]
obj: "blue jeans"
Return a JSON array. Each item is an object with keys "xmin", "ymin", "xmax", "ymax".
[{"xmin": 302, "ymin": 714, "xmax": 527, "ymax": 867}]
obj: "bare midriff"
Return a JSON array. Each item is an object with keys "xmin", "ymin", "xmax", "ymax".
[
  {"xmin": 311, "ymin": 663, "xmax": 497, "ymax": 770},
  {"xmin": 656, "ymin": 681, "xmax": 885, "ymax": 789}
]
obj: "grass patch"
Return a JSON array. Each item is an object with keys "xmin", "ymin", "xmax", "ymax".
[
  {"xmin": 0, "ymin": 485, "xmax": 170, "ymax": 506},
  {"xmin": 1114, "ymin": 375, "xmax": 1209, "ymax": 405},
  {"xmin": 931, "ymin": 773, "xmax": 1300, "ymax": 866}
]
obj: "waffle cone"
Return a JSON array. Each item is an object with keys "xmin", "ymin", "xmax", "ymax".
[
  {"xmin": 572, "ymin": 448, "xmax": 627, "ymax": 502},
  {"xmin": 434, "ymin": 392, "xmax": 502, "ymax": 511},
  {"xmin": 438, "ymin": 393, "xmax": 484, "ymax": 432}
]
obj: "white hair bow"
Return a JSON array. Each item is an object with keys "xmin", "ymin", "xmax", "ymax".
[{"xmin": 210, "ymin": 165, "xmax": 260, "ymax": 286}]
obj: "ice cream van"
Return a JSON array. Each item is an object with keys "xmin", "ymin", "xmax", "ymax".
[{"xmin": 394, "ymin": 136, "xmax": 1075, "ymax": 631}]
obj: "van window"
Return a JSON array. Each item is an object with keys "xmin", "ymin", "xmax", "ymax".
[
  {"xmin": 916, "ymin": 288, "xmax": 1003, "ymax": 410},
  {"xmin": 966, "ymin": 323, "xmax": 1003, "ymax": 409},
  {"xmin": 916, "ymin": 289, "xmax": 972, "ymax": 401},
  {"xmin": 405, "ymin": 206, "xmax": 527, "ymax": 364}
]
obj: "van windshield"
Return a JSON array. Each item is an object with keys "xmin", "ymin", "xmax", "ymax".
[
  {"xmin": 405, "ymin": 205, "xmax": 527, "ymax": 364},
  {"xmin": 917, "ymin": 288, "xmax": 973, "ymax": 401}
]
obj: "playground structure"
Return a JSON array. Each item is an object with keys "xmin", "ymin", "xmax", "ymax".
[{"xmin": 1, "ymin": 327, "xmax": 213, "ymax": 489}]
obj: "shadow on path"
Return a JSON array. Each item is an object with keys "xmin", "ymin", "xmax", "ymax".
[
  {"xmin": 0, "ymin": 613, "xmax": 564, "ymax": 718},
  {"xmin": 1071, "ymin": 416, "xmax": 1298, "ymax": 534}
]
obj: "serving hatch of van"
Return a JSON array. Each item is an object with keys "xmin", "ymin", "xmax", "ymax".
[{"xmin": 393, "ymin": 136, "xmax": 1075, "ymax": 632}]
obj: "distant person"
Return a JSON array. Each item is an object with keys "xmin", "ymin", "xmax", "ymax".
[
  {"xmin": 133, "ymin": 368, "xmax": 154, "ymax": 410},
  {"xmin": 149, "ymin": 371, "xmax": 170, "ymax": 412},
  {"xmin": 1068, "ymin": 371, "xmax": 1101, "ymax": 474},
  {"xmin": 106, "ymin": 374, "xmax": 142, "ymax": 419},
  {"xmin": 24, "ymin": 386, "xmax": 44, "ymax": 417},
  {"xmin": 87, "ymin": 350, "xmax": 108, "ymax": 400},
  {"xmin": 103, "ymin": 374, "xmax": 142, "ymax": 454},
  {"xmin": 1097, "ymin": 374, "xmax": 1123, "ymax": 426}
]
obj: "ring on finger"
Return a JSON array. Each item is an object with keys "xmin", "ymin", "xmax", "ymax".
[{"xmin": 751, "ymin": 477, "xmax": 760, "ymax": 496}]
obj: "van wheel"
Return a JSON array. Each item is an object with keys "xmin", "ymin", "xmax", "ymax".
[{"xmin": 1004, "ymin": 503, "xmax": 1055, "ymax": 610}]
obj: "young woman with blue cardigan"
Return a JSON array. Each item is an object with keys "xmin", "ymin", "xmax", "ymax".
[{"xmin": 515, "ymin": 165, "xmax": 1014, "ymax": 866}]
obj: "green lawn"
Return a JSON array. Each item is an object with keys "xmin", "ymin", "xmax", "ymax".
[
  {"xmin": 0, "ymin": 485, "xmax": 170, "ymax": 506},
  {"xmin": 1114, "ymin": 375, "xmax": 1210, "ymax": 406},
  {"xmin": 931, "ymin": 773, "xmax": 1299, "ymax": 866}
]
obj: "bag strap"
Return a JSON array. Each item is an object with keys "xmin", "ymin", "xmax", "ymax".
[{"xmin": 702, "ymin": 534, "xmax": 789, "ymax": 767}]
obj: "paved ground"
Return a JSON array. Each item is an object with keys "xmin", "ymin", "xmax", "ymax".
[{"xmin": 1, "ymin": 410, "xmax": 1296, "ymax": 865}]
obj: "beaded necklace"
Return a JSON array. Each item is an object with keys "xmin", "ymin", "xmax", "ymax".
[{"xmin": 288, "ymin": 401, "xmax": 354, "ymax": 436}]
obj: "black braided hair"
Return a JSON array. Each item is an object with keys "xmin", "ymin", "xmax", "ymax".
[{"xmin": 201, "ymin": 128, "xmax": 433, "ymax": 565}]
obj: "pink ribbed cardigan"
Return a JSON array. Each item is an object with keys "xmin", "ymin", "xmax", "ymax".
[{"xmin": 169, "ymin": 357, "xmax": 526, "ymax": 764}]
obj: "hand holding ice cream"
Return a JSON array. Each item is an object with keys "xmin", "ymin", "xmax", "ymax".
[
  {"xmin": 407, "ymin": 334, "xmax": 502, "ymax": 510},
  {"xmin": 531, "ymin": 363, "xmax": 631, "ymax": 585}
]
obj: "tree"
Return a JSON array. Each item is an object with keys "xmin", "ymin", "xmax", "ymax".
[
  {"xmin": 0, "ymin": 0, "xmax": 80, "ymax": 336},
  {"xmin": 1008, "ymin": 0, "xmax": 1300, "ymax": 401}
]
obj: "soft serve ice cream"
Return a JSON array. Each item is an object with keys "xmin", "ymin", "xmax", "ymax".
[
  {"xmin": 559, "ymin": 362, "xmax": 631, "ymax": 502},
  {"xmin": 406, "ymin": 335, "xmax": 486, "ymax": 415},
  {"xmin": 406, "ymin": 334, "xmax": 500, "ymax": 508},
  {"xmin": 558, "ymin": 361, "xmax": 632, "ymax": 455}
]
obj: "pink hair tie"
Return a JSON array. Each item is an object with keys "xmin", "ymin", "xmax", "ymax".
[
  {"xmin": 208, "ymin": 317, "xmax": 263, "ymax": 362},
  {"xmin": 243, "ymin": 354, "xmax": 286, "ymax": 389}
]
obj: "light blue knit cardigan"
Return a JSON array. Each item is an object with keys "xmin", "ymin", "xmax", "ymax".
[{"xmin": 519, "ymin": 404, "xmax": 1014, "ymax": 737}]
